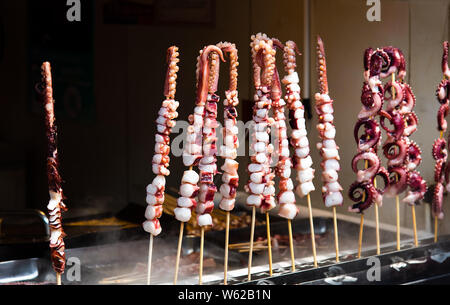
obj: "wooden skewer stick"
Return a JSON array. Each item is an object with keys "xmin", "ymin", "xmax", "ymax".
[
  {"xmin": 174, "ymin": 166, "xmax": 193, "ymax": 285},
  {"xmin": 173, "ymin": 222, "xmax": 184, "ymax": 285},
  {"xmin": 147, "ymin": 234, "xmax": 154, "ymax": 285},
  {"xmin": 287, "ymin": 219, "xmax": 296, "ymax": 271},
  {"xmin": 247, "ymin": 206, "xmax": 256, "ymax": 281},
  {"xmin": 56, "ymin": 273, "xmax": 62, "ymax": 286},
  {"xmin": 374, "ymin": 176, "xmax": 380, "ymax": 255},
  {"xmin": 307, "ymin": 194, "xmax": 318, "ymax": 268},
  {"xmin": 224, "ymin": 211, "xmax": 230, "ymax": 285},
  {"xmin": 266, "ymin": 212, "xmax": 273, "ymax": 276},
  {"xmin": 396, "ymin": 195, "xmax": 401, "ymax": 250},
  {"xmin": 199, "ymin": 227, "xmax": 205, "ymax": 285},
  {"xmin": 357, "ymin": 214, "xmax": 364, "ymax": 258},
  {"xmin": 332, "ymin": 207, "xmax": 340, "ymax": 262},
  {"xmin": 411, "ymin": 205, "xmax": 418, "ymax": 246}
]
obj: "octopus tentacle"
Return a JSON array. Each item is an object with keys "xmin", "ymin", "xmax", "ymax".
[
  {"xmin": 372, "ymin": 166, "xmax": 390, "ymax": 206},
  {"xmin": 384, "ymin": 165, "xmax": 408, "ymax": 197},
  {"xmin": 380, "ymin": 46, "xmax": 406, "ymax": 80},
  {"xmin": 402, "ymin": 171, "xmax": 427, "ymax": 206},
  {"xmin": 351, "ymin": 150, "xmax": 380, "ymax": 182},
  {"xmin": 379, "ymin": 110, "xmax": 405, "ymax": 140},
  {"xmin": 433, "ymin": 182, "xmax": 444, "ymax": 220},
  {"xmin": 369, "ymin": 49, "xmax": 390, "ymax": 78},
  {"xmin": 399, "ymin": 84, "xmax": 416, "ymax": 114},
  {"xmin": 383, "ymin": 138, "xmax": 408, "ymax": 167},
  {"xmin": 436, "ymin": 79, "xmax": 449, "ymax": 104},
  {"xmin": 443, "ymin": 41, "xmax": 450, "ymax": 79},
  {"xmin": 403, "ymin": 111, "xmax": 418, "ymax": 137},
  {"xmin": 196, "ymin": 45, "xmax": 225, "ymax": 105},
  {"xmin": 317, "ymin": 36, "xmax": 329, "ymax": 94},
  {"xmin": 359, "ymin": 82, "xmax": 384, "ymax": 119},
  {"xmin": 432, "ymin": 138, "xmax": 448, "ymax": 160},
  {"xmin": 406, "ymin": 140, "xmax": 422, "ymax": 170},
  {"xmin": 435, "ymin": 159, "xmax": 446, "ymax": 183},
  {"xmin": 348, "ymin": 181, "xmax": 377, "ymax": 213},
  {"xmin": 164, "ymin": 46, "xmax": 180, "ymax": 100},
  {"xmin": 384, "ymin": 80, "xmax": 404, "ymax": 111},
  {"xmin": 437, "ymin": 101, "xmax": 449, "ymax": 132},
  {"xmin": 354, "ymin": 118, "xmax": 381, "ymax": 152}
]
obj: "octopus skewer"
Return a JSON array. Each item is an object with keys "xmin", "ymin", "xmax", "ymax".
[
  {"xmin": 246, "ymin": 33, "xmax": 276, "ymax": 280},
  {"xmin": 173, "ymin": 45, "xmax": 225, "ymax": 285},
  {"xmin": 350, "ymin": 48, "xmax": 387, "ymax": 257},
  {"xmin": 281, "ymin": 40, "xmax": 318, "ymax": 267},
  {"xmin": 143, "ymin": 46, "xmax": 181, "ymax": 284},
  {"xmin": 216, "ymin": 42, "xmax": 240, "ymax": 285},
  {"xmin": 433, "ymin": 41, "xmax": 450, "ymax": 242},
  {"xmin": 272, "ymin": 38, "xmax": 297, "ymax": 272},
  {"xmin": 37, "ymin": 62, "xmax": 68, "ymax": 285},
  {"xmin": 314, "ymin": 36, "xmax": 343, "ymax": 262}
]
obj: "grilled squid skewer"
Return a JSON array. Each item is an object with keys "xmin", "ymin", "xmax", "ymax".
[
  {"xmin": 282, "ymin": 41, "xmax": 315, "ymax": 201},
  {"xmin": 37, "ymin": 62, "xmax": 68, "ymax": 281},
  {"xmin": 143, "ymin": 46, "xmax": 180, "ymax": 236}
]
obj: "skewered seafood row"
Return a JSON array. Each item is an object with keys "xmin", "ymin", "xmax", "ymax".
[
  {"xmin": 375, "ymin": 47, "xmax": 426, "ymax": 206},
  {"xmin": 245, "ymin": 33, "xmax": 277, "ymax": 213},
  {"xmin": 433, "ymin": 41, "xmax": 450, "ymax": 220},
  {"xmin": 217, "ymin": 42, "xmax": 240, "ymax": 212},
  {"xmin": 36, "ymin": 62, "xmax": 68, "ymax": 275},
  {"xmin": 348, "ymin": 48, "xmax": 387, "ymax": 213},
  {"xmin": 314, "ymin": 37, "xmax": 343, "ymax": 208},
  {"xmin": 174, "ymin": 45, "xmax": 225, "ymax": 225},
  {"xmin": 282, "ymin": 41, "xmax": 315, "ymax": 201},
  {"xmin": 144, "ymin": 47, "xmax": 181, "ymax": 236}
]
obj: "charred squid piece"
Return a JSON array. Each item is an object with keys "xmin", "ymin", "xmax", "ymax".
[
  {"xmin": 403, "ymin": 111, "xmax": 418, "ymax": 137},
  {"xmin": 437, "ymin": 101, "xmax": 449, "ymax": 132},
  {"xmin": 351, "ymin": 150, "xmax": 381, "ymax": 183},
  {"xmin": 354, "ymin": 118, "xmax": 381, "ymax": 152},
  {"xmin": 436, "ymin": 79, "xmax": 449, "ymax": 105},
  {"xmin": 402, "ymin": 171, "xmax": 427, "ymax": 206},
  {"xmin": 38, "ymin": 62, "xmax": 68, "ymax": 275},
  {"xmin": 406, "ymin": 140, "xmax": 422, "ymax": 170},
  {"xmin": 380, "ymin": 46, "xmax": 406, "ymax": 80},
  {"xmin": 383, "ymin": 138, "xmax": 408, "ymax": 167},
  {"xmin": 348, "ymin": 181, "xmax": 377, "ymax": 213},
  {"xmin": 384, "ymin": 166, "xmax": 408, "ymax": 198},
  {"xmin": 384, "ymin": 80, "xmax": 404, "ymax": 111},
  {"xmin": 443, "ymin": 41, "xmax": 450, "ymax": 79},
  {"xmin": 432, "ymin": 138, "xmax": 448, "ymax": 160},
  {"xmin": 379, "ymin": 110, "xmax": 405, "ymax": 140},
  {"xmin": 433, "ymin": 182, "xmax": 445, "ymax": 220}
]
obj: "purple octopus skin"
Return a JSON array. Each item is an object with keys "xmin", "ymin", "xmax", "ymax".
[
  {"xmin": 435, "ymin": 159, "xmax": 445, "ymax": 183},
  {"xmin": 384, "ymin": 166, "xmax": 408, "ymax": 198},
  {"xmin": 383, "ymin": 139, "xmax": 408, "ymax": 167},
  {"xmin": 436, "ymin": 79, "xmax": 449, "ymax": 105},
  {"xmin": 402, "ymin": 171, "xmax": 427, "ymax": 206},
  {"xmin": 443, "ymin": 41, "xmax": 450, "ymax": 79},
  {"xmin": 381, "ymin": 46, "xmax": 406, "ymax": 80},
  {"xmin": 369, "ymin": 49, "xmax": 390, "ymax": 78},
  {"xmin": 432, "ymin": 138, "xmax": 448, "ymax": 161},
  {"xmin": 403, "ymin": 112, "xmax": 418, "ymax": 137},
  {"xmin": 379, "ymin": 110, "xmax": 405, "ymax": 140},
  {"xmin": 407, "ymin": 141, "xmax": 422, "ymax": 170},
  {"xmin": 348, "ymin": 181, "xmax": 377, "ymax": 213},
  {"xmin": 437, "ymin": 102, "xmax": 449, "ymax": 132},
  {"xmin": 433, "ymin": 182, "xmax": 444, "ymax": 220},
  {"xmin": 359, "ymin": 84, "xmax": 383, "ymax": 119},
  {"xmin": 352, "ymin": 150, "xmax": 381, "ymax": 182},
  {"xmin": 372, "ymin": 166, "xmax": 390, "ymax": 207},
  {"xmin": 354, "ymin": 118, "xmax": 381, "ymax": 152},
  {"xmin": 384, "ymin": 81, "xmax": 404, "ymax": 111},
  {"xmin": 399, "ymin": 84, "xmax": 416, "ymax": 114}
]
